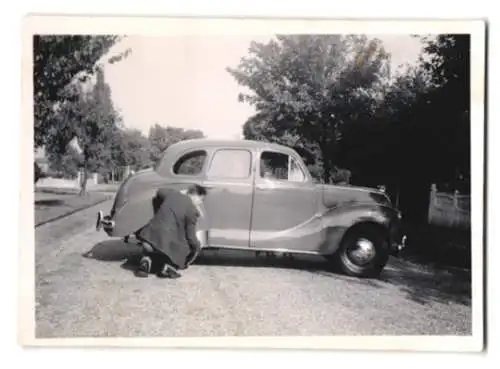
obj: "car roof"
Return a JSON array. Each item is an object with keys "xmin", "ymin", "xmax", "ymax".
[
  {"xmin": 154, "ymin": 138, "xmax": 312, "ymax": 180},
  {"xmin": 167, "ymin": 138, "xmax": 297, "ymax": 154}
]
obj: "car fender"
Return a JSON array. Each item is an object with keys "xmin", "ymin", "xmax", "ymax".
[
  {"xmin": 318, "ymin": 203, "xmax": 397, "ymax": 255},
  {"xmin": 106, "ymin": 169, "xmax": 206, "ymax": 237}
]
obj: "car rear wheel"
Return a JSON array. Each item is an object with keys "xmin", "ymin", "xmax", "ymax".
[{"xmin": 333, "ymin": 224, "xmax": 389, "ymax": 278}]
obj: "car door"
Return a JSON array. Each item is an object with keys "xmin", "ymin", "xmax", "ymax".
[
  {"xmin": 250, "ymin": 149, "xmax": 322, "ymax": 252},
  {"xmin": 201, "ymin": 147, "xmax": 254, "ymax": 248}
]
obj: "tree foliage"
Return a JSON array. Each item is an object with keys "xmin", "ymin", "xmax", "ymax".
[
  {"xmin": 118, "ymin": 129, "xmax": 152, "ymax": 171},
  {"xmin": 46, "ymin": 67, "xmax": 124, "ymax": 195},
  {"xmin": 33, "ymin": 35, "xmax": 130, "ymax": 148},
  {"xmin": 420, "ymin": 35, "xmax": 470, "ymax": 187},
  {"xmin": 228, "ymin": 35, "xmax": 391, "ymax": 183},
  {"xmin": 148, "ymin": 124, "xmax": 205, "ymax": 164},
  {"xmin": 34, "ymin": 35, "xmax": 211, "ymax": 192},
  {"xmin": 229, "ymin": 34, "xmax": 470, "ymax": 194},
  {"xmin": 338, "ymin": 35, "xmax": 470, "ymax": 191}
]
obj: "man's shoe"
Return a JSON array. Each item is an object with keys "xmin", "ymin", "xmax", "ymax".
[
  {"xmin": 157, "ymin": 265, "xmax": 181, "ymax": 279},
  {"xmin": 134, "ymin": 256, "xmax": 151, "ymax": 278}
]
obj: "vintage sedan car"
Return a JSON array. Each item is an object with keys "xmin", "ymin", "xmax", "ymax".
[{"xmin": 96, "ymin": 139, "xmax": 406, "ymax": 278}]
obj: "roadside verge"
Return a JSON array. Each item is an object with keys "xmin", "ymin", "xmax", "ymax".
[{"xmin": 34, "ymin": 189, "xmax": 113, "ymax": 228}]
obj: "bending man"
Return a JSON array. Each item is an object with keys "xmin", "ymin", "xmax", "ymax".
[{"xmin": 134, "ymin": 184, "xmax": 207, "ymax": 279}]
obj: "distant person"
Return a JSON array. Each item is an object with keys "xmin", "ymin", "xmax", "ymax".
[{"xmin": 133, "ymin": 184, "xmax": 208, "ymax": 279}]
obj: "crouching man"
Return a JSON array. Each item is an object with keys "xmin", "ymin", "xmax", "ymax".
[{"xmin": 133, "ymin": 184, "xmax": 208, "ymax": 279}]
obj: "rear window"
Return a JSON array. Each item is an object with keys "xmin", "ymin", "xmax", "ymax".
[{"xmin": 173, "ymin": 150, "xmax": 207, "ymax": 176}]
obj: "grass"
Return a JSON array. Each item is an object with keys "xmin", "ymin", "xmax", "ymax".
[
  {"xmin": 34, "ymin": 189, "xmax": 113, "ymax": 227},
  {"xmin": 87, "ymin": 183, "xmax": 121, "ymax": 193},
  {"xmin": 36, "ymin": 183, "xmax": 120, "ymax": 194}
]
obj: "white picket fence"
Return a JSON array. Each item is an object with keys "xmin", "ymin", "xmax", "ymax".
[{"xmin": 428, "ymin": 184, "xmax": 471, "ymax": 229}]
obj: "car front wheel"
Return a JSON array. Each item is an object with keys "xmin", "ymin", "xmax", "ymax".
[{"xmin": 332, "ymin": 224, "xmax": 389, "ymax": 278}]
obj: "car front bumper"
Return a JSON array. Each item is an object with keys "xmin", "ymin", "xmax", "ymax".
[{"xmin": 389, "ymin": 234, "xmax": 407, "ymax": 256}]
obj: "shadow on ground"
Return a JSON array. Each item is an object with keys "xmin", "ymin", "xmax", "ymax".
[
  {"xmin": 35, "ymin": 199, "xmax": 64, "ymax": 207},
  {"xmin": 83, "ymin": 239, "xmax": 142, "ymax": 262},
  {"xmin": 381, "ymin": 258, "xmax": 471, "ymax": 306},
  {"xmin": 35, "ymin": 187, "xmax": 79, "ymax": 195},
  {"xmin": 196, "ymin": 250, "xmax": 471, "ymax": 306},
  {"xmin": 84, "ymin": 240, "xmax": 471, "ymax": 306},
  {"xmin": 83, "ymin": 240, "xmax": 164, "ymax": 274}
]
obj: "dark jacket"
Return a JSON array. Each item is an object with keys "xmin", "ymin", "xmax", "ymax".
[{"xmin": 136, "ymin": 188, "xmax": 201, "ymax": 268}]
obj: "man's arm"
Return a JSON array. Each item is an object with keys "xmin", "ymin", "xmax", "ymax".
[
  {"xmin": 184, "ymin": 204, "xmax": 201, "ymax": 253},
  {"xmin": 183, "ymin": 204, "xmax": 202, "ymax": 268},
  {"xmin": 152, "ymin": 188, "xmax": 168, "ymax": 213}
]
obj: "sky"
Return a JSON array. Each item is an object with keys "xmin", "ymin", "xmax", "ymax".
[{"xmin": 101, "ymin": 35, "xmax": 425, "ymax": 139}]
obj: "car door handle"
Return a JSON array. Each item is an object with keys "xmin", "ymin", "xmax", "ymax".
[{"xmin": 195, "ymin": 183, "xmax": 214, "ymax": 190}]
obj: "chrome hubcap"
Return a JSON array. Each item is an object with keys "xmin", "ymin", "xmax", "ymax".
[{"xmin": 347, "ymin": 237, "xmax": 376, "ymax": 265}]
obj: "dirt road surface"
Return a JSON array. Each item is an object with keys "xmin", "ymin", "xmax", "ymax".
[{"xmin": 35, "ymin": 200, "xmax": 472, "ymax": 338}]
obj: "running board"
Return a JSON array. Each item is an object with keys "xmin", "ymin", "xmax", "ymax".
[
  {"xmin": 204, "ymin": 244, "xmax": 324, "ymax": 257},
  {"xmin": 119, "ymin": 237, "xmax": 325, "ymax": 257}
]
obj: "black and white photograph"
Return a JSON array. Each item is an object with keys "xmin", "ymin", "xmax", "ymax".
[{"xmin": 20, "ymin": 16, "xmax": 485, "ymax": 351}]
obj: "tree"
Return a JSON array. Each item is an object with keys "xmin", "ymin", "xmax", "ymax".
[
  {"xmin": 357, "ymin": 35, "xmax": 470, "ymax": 190},
  {"xmin": 119, "ymin": 129, "xmax": 152, "ymax": 171},
  {"xmin": 383, "ymin": 34, "xmax": 470, "ymax": 190},
  {"xmin": 335, "ymin": 65, "xmax": 431, "ymax": 182},
  {"xmin": 148, "ymin": 124, "xmax": 205, "ymax": 164},
  {"xmin": 338, "ymin": 34, "xmax": 470, "ymax": 222},
  {"xmin": 229, "ymin": 33, "xmax": 470, "ymax": 225},
  {"xmin": 33, "ymin": 35, "xmax": 130, "ymax": 148},
  {"xmin": 46, "ymin": 148, "xmax": 81, "ymax": 179},
  {"xmin": 47, "ymin": 67, "xmax": 124, "ymax": 195},
  {"xmin": 227, "ymin": 35, "xmax": 390, "ymax": 183},
  {"xmin": 420, "ymin": 34, "xmax": 470, "ymax": 190}
]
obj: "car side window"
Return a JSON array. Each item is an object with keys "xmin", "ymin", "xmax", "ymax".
[
  {"xmin": 260, "ymin": 151, "xmax": 306, "ymax": 182},
  {"xmin": 206, "ymin": 149, "xmax": 252, "ymax": 179},
  {"xmin": 173, "ymin": 150, "xmax": 207, "ymax": 176}
]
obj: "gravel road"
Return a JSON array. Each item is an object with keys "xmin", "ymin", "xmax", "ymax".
[{"xmin": 35, "ymin": 200, "xmax": 472, "ymax": 338}]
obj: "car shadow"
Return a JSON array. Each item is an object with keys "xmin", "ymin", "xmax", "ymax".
[
  {"xmin": 314, "ymin": 256, "xmax": 471, "ymax": 306},
  {"xmin": 84, "ymin": 241, "xmax": 337, "ymax": 276},
  {"xmin": 34, "ymin": 199, "xmax": 64, "ymax": 207},
  {"xmin": 82, "ymin": 239, "xmax": 142, "ymax": 262},
  {"xmin": 196, "ymin": 249, "xmax": 331, "ymax": 272},
  {"xmin": 83, "ymin": 241, "xmax": 471, "ymax": 306},
  {"xmin": 378, "ymin": 257, "xmax": 471, "ymax": 306},
  {"xmin": 197, "ymin": 250, "xmax": 471, "ymax": 306}
]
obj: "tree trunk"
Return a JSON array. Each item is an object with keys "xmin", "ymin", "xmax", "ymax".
[
  {"xmin": 322, "ymin": 161, "xmax": 331, "ymax": 184},
  {"xmin": 79, "ymin": 166, "xmax": 88, "ymax": 197},
  {"xmin": 319, "ymin": 141, "xmax": 332, "ymax": 184}
]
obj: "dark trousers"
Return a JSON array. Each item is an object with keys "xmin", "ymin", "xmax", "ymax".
[
  {"xmin": 135, "ymin": 235, "xmax": 181, "ymax": 271},
  {"xmin": 143, "ymin": 250, "xmax": 178, "ymax": 272}
]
